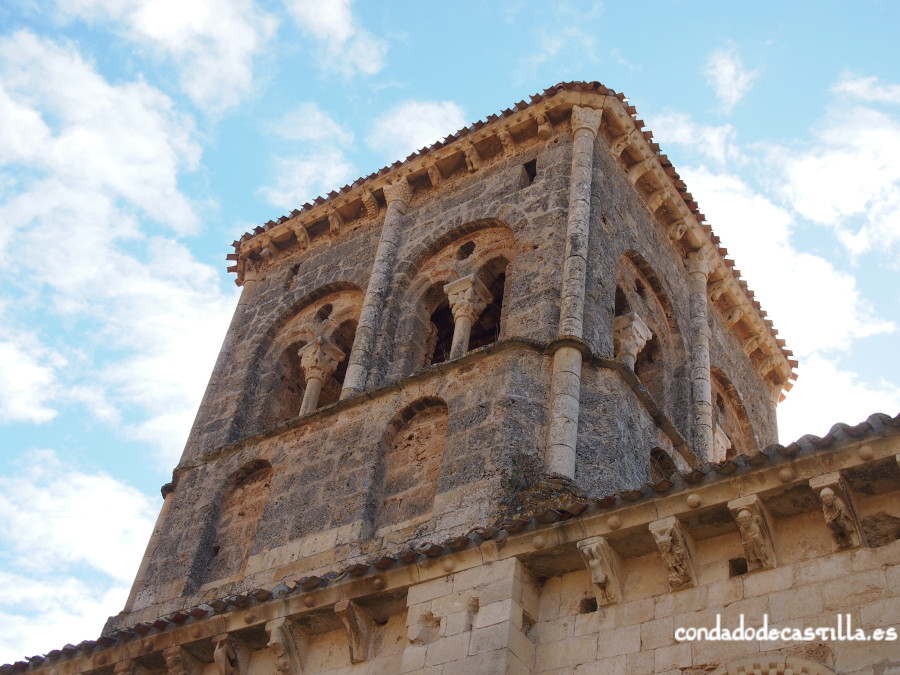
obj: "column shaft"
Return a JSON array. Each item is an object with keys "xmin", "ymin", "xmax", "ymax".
[
  {"xmin": 449, "ymin": 315, "xmax": 473, "ymax": 359},
  {"xmin": 687, "ymin": 251, "xmax": 714, "ymax": 461},
  {"xmin": 299, "ymin": 377, "xmax": 323, "ymax": 416}
]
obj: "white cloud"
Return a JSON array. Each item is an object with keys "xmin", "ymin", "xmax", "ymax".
[
  {"xmin": 0, "ymin": 332, "xmax": 64, "ymax": 424},
  {"xmin": 833, "ymin": 74, "xmax": 900, "ymax": 105},
  {"xmin": 703, "ymin": 46, "xmax": 756, "ymax": 113},
  {"xmin": 771, "ymin": 103, "xmax": 900, "ymax": 255},
  {"xmin": 259, "ymin": 148, "xmax": 356, "ymax": 210},
  {"xmin": 0, "ymin": 450, "xmax": 156, "ymax": 663},
  {"xmin": 57, "ymin": 0, "xmax": 277, "ymax": 109},
  {"xmin": 283, "ymin": 0, "xmax": 387, "ymax": 77},
  {"xmin": 777, "ymin": 355, "xmax": 900, "ymax": 443},
  {"xmin": 647, "ymin": 112, "xmax": 737, "ymax": 165},
  {"xmin": 366, "ymin": 100, "xmax": 467, "ymax": 162},
  {"xmin": 684, "ymin": 167, "xmax": 894, "ymax": 358},
  {"xmin": 0, "ymin": 33, "xmax": 238, "ymax": 465},
  {"xmin": 268, "ymin": 102, "xmax": 354, "ymax": 145}
]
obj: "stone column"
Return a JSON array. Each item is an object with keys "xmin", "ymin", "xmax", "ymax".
[
  {"xmin": 545, "ymin": 105, "xmax": 603, "ymax": 478},
  {"xmin": 298, "ymin": 336, "xmax": 345, "ymax": 415},
  {"xmin": 686, "ymin": 247, "xmax": 715, "ymax": 461},
  {"xmin": 444, "ymin": 274, "xmax": 492, "ymax": 360},
  {"xmin": 340, "ymin": 178, "xmax": 412, "ymax": 398}
]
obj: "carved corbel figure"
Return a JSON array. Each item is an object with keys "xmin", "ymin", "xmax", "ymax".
[
  {"xmin": 646, "ymin": 189, "xmax": 667, "ymax": 212},
  {"xmin": 727, "ymin": 495, "xmax": 777, "ymax": 571},
  {"xmin": 667, "ymin": 219, "xmax": 687, "ymax": 241},
  {"xmin": 724, "ymin": 307, "xmax": 743, "ymax": 328},
  {"xmin": 289, "ymin": 221, "xmax": 311, "ymax": 250},
  {"xmin": 650, "ymin": 517, "xmax": 697, "ymax": 589},
  {"xmin": 212, "ymin": 635, "xmax": 248, "ymax": 675},
  {"xmin": 327, "ymin": 207, "xmax": 343, "ymax": 234},
  {"xmin": 162, "ymin": 646, "xmax": 202, "ymax": 675},
  {"xmin": 266, "ymin": 617, "xmax": 307, "ymax": 674},
  {"xmin": 334, "ymin": 599, "xmax": 375, "ymax": 664},
  {"xmin": 427, "ymin": 163, "xmax": 442, "ymax": 188},
  {"xmin": 611, "ymin": 128, "xmax": 636, "ymax": 158},
  {"xmin": 757, "ymin": 354, "xmax": 780, "ymax": 377},
  {"xmin": 707, "ymin": 279, "xmax": 728, "ymax": 303},
  {"xmin": 463, "ymin": 141, "xmax": 480, "ymax": 172},
  {"xmin": 360, "ymin": 187, "xmax": 378, "ymax": 219},
  {"xmin": 626, "ymin": 159, "xmax": 652, "ymax": 184},
  {"xmin": 535, "ymin": 110, "xmax": 552, "ymax": 139},
  {"xmin": 810, "ymin": 474, "xmax": 863, "ymax": 551},
  {"xmin": 613, "ymin": 312, "xmax": 652, "ymax": 371},
  {"xmin": 743, "ymin": 334, "xmax": 762, "ymax": 356},
  {"xmin": 497, "ymin": 128, "xmax": 515, "ymax": 156},
  {"xmin": 577, "ymin": 536, "xmax": 623, "ymax": 606}
]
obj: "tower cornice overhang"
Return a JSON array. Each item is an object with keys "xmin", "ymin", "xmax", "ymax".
[{"xmin": 228, "ymin": 82, "xmax": 797, "ymax": 392}]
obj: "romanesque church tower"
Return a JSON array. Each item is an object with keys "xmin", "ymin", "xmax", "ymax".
[{"xmin": 12, "ymin": 82, "xmax": 900, "ymax": 675}]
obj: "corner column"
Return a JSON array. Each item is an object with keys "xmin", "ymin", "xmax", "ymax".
[
  {"xmin": 341, "ymin": 178, "xmax": 412, "ymax": 398},
  {"xmin": 686, "ymin": 247, "xmax": 715, "ymax": 461},
  {"xmin": 545, "ymin": 105, "xmax": 603, "ymax": 478}
]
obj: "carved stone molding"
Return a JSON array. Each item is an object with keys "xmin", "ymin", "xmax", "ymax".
[
  {"xmin": 266, "ymin": 617, "xmax": 307, "ymax": 674},
  {"xmin": 709, "ymin": 655, "xmax": 837, "ymax": 675},
  {"xmin": 334, "ymin": 599, "xmax": 375, "ymax": 664},
  {"xmin": 613, "ymin": 312, "xmax": 652, "ymax": 371},
  {"xmin": 162, "ymin": 646, "xmax": 202, "ymax": 675},
  {"xmin": 728, "ymin": 495, "xmax": 777, "ymax": 571},
  {"xmin": 810, "ymin": 473, "xmax": 863, "ymax": 551},
  {"xmin": 383, "ymin": 176, "xmax": 412, "ymax": 209},
  {"xmin": 212, "ymin": 635, "xmax": 249, "ymax": 675},
  {"xmin": 649, "ymin": 517, "xmax": 697, "ymax": 590},
  {"xmin": 577, "ymin": 536, "xmax": 623, "ymax": 606},
  {"xmin": 570, "ymin": 105, "xmax": 603, "ymax": 139}
]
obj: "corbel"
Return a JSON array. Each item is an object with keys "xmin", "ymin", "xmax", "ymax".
[
  {"xmin": 577, "ymin": 536, "xmax": 623, "ymax": 606},
  {"xmin": 810, "ymin": 473, "xmax": 864, "ymax": 551},
  {"xmin": 667, "ymin": 219, "xmax": 687, "ymax": 241},
  {"xmin": 724, "ymin": 306, "xmax": 743, "ymax": 328},
  {"xmin": 289, "ymin": 221, "xmax": 311, "ymax": 250},
  {"xmin": 626, "ymin": 159, "xmax": 652, "ymax": 184},
  {"xmin": 534, "ymin": 109, "xmax": 552, "ymax": 139},
  {"xmin": 212, "ymin": 634, "xmax": 250, "ymax": 675},
  {"xmin": 327, "ymin": 207, "xmax": 343, "ymax": 234},
  {"xmin": 258, "ymin": 233, "xmax": 277, "ymax": 263},
  {"xmin": 707, "ymin": 279, "xmax": 728, "ymax": 303},
  {"xmin": 334, "ymin": 599, "xmax": 375, "ymax": 664},
  {"xmin": 162, "ymin": 646, "xmax": 203, "ymax": 675},
  {"xmin": 114, "ymin": 662, "xmax": 152, "ymax": 675},
  {"xmin": 360, "ymin": 188, "xmax": 378, "ymax": 219},
  {"xmin": 646, "ymin": 188, "xmax": 668, "ymax": 212},
  {"xmin": 497, "ymin": 128, "xmax": 516, "ymax": 157},
  {"xmin": 611, "ymin": 127, "xmax": 637, "ymax": 158},
  {"xmin": 727, "ymin": 495, "xmax": 777, "ymax": 572},
  {"xmin": 743, "ymin": 334, "xmax": 762, "ymax": 356},
  {"xmin": 427, "ymin": 162, "xmax": 442, "ymax": 189},
  {"xmin": 463, "ymin": 140, "xmax": 480, "ymax": 172},
  {"xmin": 266, "ymin": 617, "xmax": 308, "ymax": 674},
  {"xmin": 756, "ymin": 354, "xmax": 780, "ymax": 377},
  {"xmin": 649, "ymin": 517, "xmax": 698, "ymax": 590}
]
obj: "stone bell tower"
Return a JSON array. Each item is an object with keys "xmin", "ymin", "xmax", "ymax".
[{"xmin": 14, "ymin": 82, "xmax": 900, "ymax": 675}]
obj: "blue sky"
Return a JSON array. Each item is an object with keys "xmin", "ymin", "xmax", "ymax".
[{"xmin": 1, "ymin": 0, "xmax": 899, "ymax": 663}]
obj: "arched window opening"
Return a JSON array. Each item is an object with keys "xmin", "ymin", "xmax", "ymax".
[
  {"xmin": 634, "ymin": 335, "xmax": 667, "ymax": 406},
  {"xmin": 375, "ymin": 401, "xmax": 448, "ymax": 532},
  {"xmin": 427, "ymin": 299, "xmax": 455, "ymax": 366},
  {"xmin": 711, "ymin": 369, "xmax": 756, "ymax": 461},
  {"xmin": 261, "ymin": 340, "xmax": 308, "ymax": 430},
  {"xmin": 614, "ymin": 285, "xmax": 631, "ymax": 317},
  {"xmin": 316, "ymin": 318, "xmax": 356, "ymax": 408},
  {"xmin": 468, "ymin": 271, "xmax": 506, "ymax": 351},
  {"xmin": 204, "ymin": 463, "xmax": 272, "ymax": 584}
]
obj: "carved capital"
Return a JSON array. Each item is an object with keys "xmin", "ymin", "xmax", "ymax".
[
  {"xmin": 444, "ymin": 274, "xmax": 492, "ymax": 324},
  {"xmin": 667, "ymin": 219, "xmax": 687, "ymax": 241},
  {"xmin": 383, "ymin": 177, "xmax": 412, "ymax": 208},
  {"xmin": 577, "ymin": 536, "xmax": 622, "ymax": 606},
  {"xmin": 299, "ymin": 336, "xmax": 346, "ymax": 384},
  {"xmin": 361, "ymin": 187, "xmax": 378, "ymax": 219},
  {"xmin": 728, "ymin": 495, "xmax": 777, "ymax": 571},
  {"xmin": 266, "ymin": 618, "xmax": 307, "ymax": 674},
  {"xmin": 571, "ymin": 105, "xmax": 603, "ymax": 139},
  {"xmin": 810, "ymin": 474, "xmax": 863, "ymax": 551},
  {"xmin": 650, "ymin": 517, "xmax": 697, "ymax": 590},
  {"xmin": 613, "ymin": 312, "xmax": 652, "ymax": 370},
  {"xmin": 334, "ymin": 599, "xmax": 374, "ymax": 664},
  {"xmin": 212, "ymin": 635, "xmax": 248, "ymax": 675},
  {"xmin": 498, "ymin": 128, "xmax": 515, "ymax": 157},
  {"xmin": 685, "ymin": 246, "xmax": 716, "ymax": 279},
  {"xmin": 463, "ymin": 141, "xmax": 480, "ymax": 172}
]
